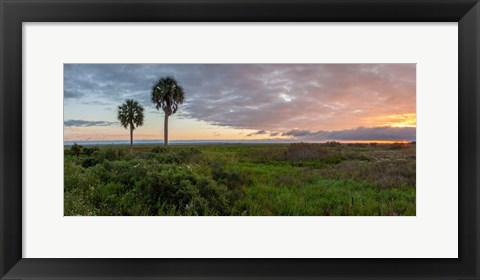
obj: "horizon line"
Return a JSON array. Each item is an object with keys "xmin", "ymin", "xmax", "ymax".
[{"xmin": 63, "ymin": 139, "xmax": 416, "ymax": 145}]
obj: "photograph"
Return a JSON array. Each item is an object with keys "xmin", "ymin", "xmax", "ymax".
[{"xmin": 64, "ymin": 63, "xmax": 416, "ymax": 216}]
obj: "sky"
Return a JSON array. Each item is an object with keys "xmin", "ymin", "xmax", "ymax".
[{"xmin": 64, "ymin": 64, "xmax": 416, "ymax": 142}]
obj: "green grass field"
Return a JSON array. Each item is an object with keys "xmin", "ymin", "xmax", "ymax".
[{"xmin": 64, "ymin": 142, "xmax": 416, "ymax": 216}]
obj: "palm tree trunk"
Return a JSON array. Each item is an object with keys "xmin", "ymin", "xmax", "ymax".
[
  {"xmin": 164, "ymin": 114, "xmax": 169, "ymax": 147},
  {"xmin": 130, "ymin": 124, "xmax": 133, "ymax": 152}
]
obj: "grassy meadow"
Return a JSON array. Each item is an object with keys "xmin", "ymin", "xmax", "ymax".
[{"xmin": 64, "ymin": 142, "xmax": 416, "ymax": 216}]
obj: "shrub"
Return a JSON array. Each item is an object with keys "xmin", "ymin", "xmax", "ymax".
[
  {"xmin": 155, "ymin": 151, "xmax": 181, "ymax": 164},
  {"xmin": 178, "ymin": 147, "xmax": 203, "ymax": 163},
  {"xmin": 106, "ymin": 148, "xmax": 124, "ymax": 160},
  {"xmin": 81, "ymin": 157, "xmax": 237, "ymax": 215},
  {"xmin": 347, "ymin": 143, "xmax": 368, "ymax": 147},
  {"xmin": 388, "ymin": 142, "xmax": 408, "ymax": 150},
  {"xmin": 324, "ymin": 141, "xmax": 341, "ymax": 147},
  {"xmin": 82, "ymin": 146, "xmax": 99, "ymax": 156},
  {"xmin": 69, "ymin": 143, "xmax": 83, "ymax": 156},
  {"xmin": 81, "ymin": 156, "xmax": 100, "ymax": 168},
  {"xmin": 139, "ymin": 164, "xmax": 230, "ymax": 215},
  {"xmin": 92, "ymin": 148, "xmax": 125, "ymax": 161},
  {"xmin": 64, "ymin": 161, "xmax": 101, "ymax": 195},
  {"xmin": 66, "ymin": 144, "xmax": 100, "ymax": 157},
  {"xmin": 150, "ymin": 146, "xmax": 167, "ymax": 153}
]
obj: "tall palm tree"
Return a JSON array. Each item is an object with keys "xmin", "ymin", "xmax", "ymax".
[
  {"xmin": 117, "ymin": 99, "xmax": 144, "ymax": 151},
  {"xmin": 151, "ymin": 76, "xmax": 185, "ymax": 147}
]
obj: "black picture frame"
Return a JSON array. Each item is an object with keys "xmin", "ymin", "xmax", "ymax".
[{"xmin": 1, "ymin": 0, "xmax": 479, "ymax": 279}]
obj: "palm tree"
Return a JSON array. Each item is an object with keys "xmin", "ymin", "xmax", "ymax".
[
  {"xmin": 151, "ymin": 76, "xmax": 185, "ymax": 147},
  {"xmin": 117, "ymin": 99, "xmax": 144, "ymax": 151}
]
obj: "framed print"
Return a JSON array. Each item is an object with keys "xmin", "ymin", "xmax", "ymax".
[
  {"xmin": 61, "ymin": 63, "xmax": 417, "ymax": 217},
  {"xmin": 1, "ymin": 0, "xmax": 479, "ymax": 279}
]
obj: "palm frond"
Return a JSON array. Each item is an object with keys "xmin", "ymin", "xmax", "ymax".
[
  {"xmin": 116, "ymin": 99, "xmax": 145, "ymax": 130},
  {"xmin": 151, "ymin": 76, "xmax": 185, "ymax": 116}
]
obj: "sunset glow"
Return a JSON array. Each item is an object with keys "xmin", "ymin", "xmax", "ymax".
[{"xmin": 368, "ymin": 113, "xmax": 417, "ymax": 128}]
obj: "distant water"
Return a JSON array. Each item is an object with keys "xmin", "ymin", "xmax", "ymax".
[
  {"xmin": 63, "ymin": 139, "xmax": 295, "ymax": 146},
  {"xmin": 64, "ymin": 139, "xmax": 413, "ymax": 146}
]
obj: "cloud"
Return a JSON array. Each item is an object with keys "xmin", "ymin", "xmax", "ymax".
[
  {"xmin": 64, "ymin": 64, "xmax": 182, "ymax": 106},
  {"xmin": 82, "ymin": 101, "xmax": 114, "ymax": 106},
  {"xmin": 178, "ymin": 64, "xmax": 416, "ymax": 132},
  {"xmin": 64, "ymin": 64, "xmax": 416, "ymax": 134},
  {"xmin": 282, "ymin": 129, "xmax": 312, "ymax": 137},
  {"xmin": 64, "ymin": 119, "xmax": 118, "ymax": 127},
  {"xmin": 282, "ymin": 126, "xmax": 416, "ymax": 141},
  {"xmin": 247, "ymin": 130, "xmax": 267, "ymax": 136},
  {"xmin": 64, "ymin": 89, "xmax": 84, "ymax": 99}
]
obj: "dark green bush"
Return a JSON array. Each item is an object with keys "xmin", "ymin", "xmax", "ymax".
[
  {"xmin": 82, "ymin": 146, "xmax": 99, "ymax": 156},
  {"xmin": 68, "ymin": 143, "xmax": 83, "ymax": 156},
  {"xmin": 155, "ymin": 151, "xmax": 181, "ymax": 164},
  {"xmin": 81, "ymin": 156, "xmax": 100, "ymax": 168},
  {"xmin": 66, "ymin": 144, "xmax": 100, "ymax": 157},
  {"xmin": 150, "ymin": 146, "xmax": 168, "ymax": 153},
  {"xmin": 178, "ymin": 147, "xmax": 203, "ymax": 163},
  {"xmin": 68, "ymin": 153, "xmax": 237, "ymax": 215},
  {"xmin": 324, "ymin": 141, "xmax": 341, "ymax": 147}
]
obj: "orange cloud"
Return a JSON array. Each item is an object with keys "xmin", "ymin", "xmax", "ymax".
[{"xmin": 367, "ymin": 113, "xmax": 416, "ymax": 128}]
